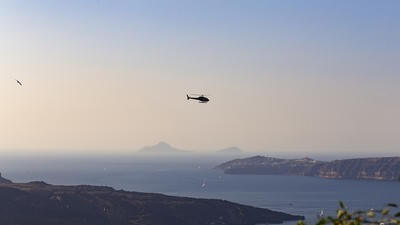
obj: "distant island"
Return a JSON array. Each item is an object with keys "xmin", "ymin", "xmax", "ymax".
[
  {"xmin": 137, "ymin": 142, "xmax": 245, "ymax": 156},
  {"xmin": 138, "ymin": 141, "xmax": 190, "ymax": 154},
  {"xmin": 216, "ymin": 146, "xmax": 243, "ymax": 154},
  {"xmin": 217, "ymin": 156, "xmax": 400, "ymax": 181},
  {"xmin": 0, "ymin": 175, "xmax": 303, "ymax": 225}
]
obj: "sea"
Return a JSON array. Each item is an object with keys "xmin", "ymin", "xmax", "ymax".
[{"xmin": 0, "ymin": 155, "xmax": 399, "ymax": 225}]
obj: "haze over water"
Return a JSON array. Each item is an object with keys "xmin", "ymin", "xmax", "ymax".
[
  {"xmin": 1, "ymin": 0, "xmax": 400, "ymax": 156},
  {"xmin": 1, "ymin": 155, "xmax": 399, "ymax": 225},
  {"xmin": 1, "ymin": 1, "xmax": 400, "ymax": 224}
]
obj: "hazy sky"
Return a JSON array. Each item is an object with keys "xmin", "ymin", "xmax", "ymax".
[{"xmin": 1, "ymin": 0, "xmax": 399, "ymax": 155}]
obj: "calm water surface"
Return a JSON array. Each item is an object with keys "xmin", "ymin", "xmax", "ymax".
[{"xmin": 1, "ymin": 157, "xmax": 399, "ymax": 224}]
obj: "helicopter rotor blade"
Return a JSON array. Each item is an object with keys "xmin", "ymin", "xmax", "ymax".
[{"xmin": 189, "ymin": 94, "xmax": 212, "ymax": 96}]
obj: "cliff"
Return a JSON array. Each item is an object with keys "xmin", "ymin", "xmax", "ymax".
[
  {"xmin": 0, "ymin": 173, "xmax": 12, "ymax": 184},
  {"xmin": 0, "ymin": 181, "xmax": 303, "ymax": 225},
  {"xmin": 217, "ymin": 156, "xmax": 400, "ymax": 181}
]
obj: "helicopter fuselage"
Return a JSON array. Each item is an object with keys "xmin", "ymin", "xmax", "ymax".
[{"xmin": 187, "ymin": 95, "xmax": 209, "ymax": 103}]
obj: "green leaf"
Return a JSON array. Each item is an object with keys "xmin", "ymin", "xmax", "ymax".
[
  {"xmin": 388, "ymin": 203, "xmax": 399, "ymax": 208},
  {"xmin": 327, "ymin": 216, "xmax": 335, "ymax": 222},
  {"xmin": 337, "ymin": 210, "xmax": 346, "ymax": 218},
  {"xmin": 366, "ymin": 210, "xmax": 375, "ymax": 218},
  {"xmin": 316, "ymin": 219, "xmax": 326, "ymax": 225},
  {"xmin": 395, "ymin": 212, "xmax": 400, "ymax": 217},
  {"xmin": 381, "ymin": 208, "xmax": 390, "ymax": 215},
  {"xmin": 297, "ymin": 220, "xmax": 305, "ymax": 225},
  {"xmin": 340, "ymin": 201, "xmax": 345, "ymax": 209}
]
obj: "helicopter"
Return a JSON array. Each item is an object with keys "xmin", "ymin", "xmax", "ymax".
[{"xmin": 186, "ymin": 94, "xmax": 210, "ymax": 103}]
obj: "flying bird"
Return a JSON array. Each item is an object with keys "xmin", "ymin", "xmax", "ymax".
[{"xmin": 15, "ymin": 79, "xmax": 23, "ymax": 86}]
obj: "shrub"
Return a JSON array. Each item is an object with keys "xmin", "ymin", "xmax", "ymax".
[{"xmin": 298, "ymin": 202, "xmax": 400, "ymax": 225}]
